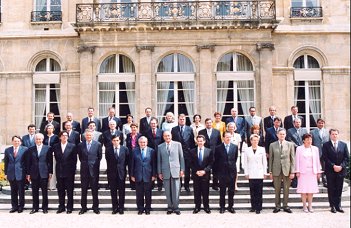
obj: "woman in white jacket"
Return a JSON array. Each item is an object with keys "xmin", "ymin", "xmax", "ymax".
[{"xmin": 244, "ymin": 134, "xmax": 268, "ymax": 214}]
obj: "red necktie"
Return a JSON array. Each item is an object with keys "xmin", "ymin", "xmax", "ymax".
[
  {"xmin": 153, "ymin": 129, "xmax": 156, "ymax": 138},
  {"xmin": 14, "ymin": 148, "xmax": 18, "ymax": 158}
]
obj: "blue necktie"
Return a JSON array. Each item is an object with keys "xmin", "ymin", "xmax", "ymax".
[
  {"xmin": 87, "ymin": 143, "xmax": 91, "ymax": 151},
  {"xmin": 141, "ymin": 149, "xmax": 145, "ymax": 160},
  {"xmin": 198, "ymin": 148, "xmax": 203, "ymax": 165}
]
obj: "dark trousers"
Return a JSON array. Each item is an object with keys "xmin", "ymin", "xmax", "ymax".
[
  {"xmin": 193, "ymin": 176, "xmax": 210, "ymax": 209},
  {"xmin": 219, "ymin": 175, "xmax": 236, "ymax": 209},
  {"xmin": 326, "ymin": 173, "xmax": 344, "ymax": 208},
  {"xmin": 109, "ymin": 177, "xmax": 126, "ymax": 210},
  {"xmin": 320, "ymin": 158, "xmax": 327, "ymax": 184},
  {"xmin": 183, "ymin": 159, "xmax": 191, "ymax": 188},
  {"xmin": 57, "ymin": 175, "xmax": 75, "ymax": 211},
  {"xmin": 31, "ymin": 178, "xmax": 48, "ymax": 210},
  {"xmin": 9, "ymin": 179, "xmax": 25, "ymax": 210},
  {"xmin": 135, "ymin": 181, "xmax": 152, "ymax": 211},
  {"xmin": 81, "ymin": 174, "xmax": 99, "ymax": 210},
  {"xmin": 249, "ymin": 179, "xmax": 263, "ymax": 211}
]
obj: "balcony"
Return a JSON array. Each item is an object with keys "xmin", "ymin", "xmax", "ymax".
[
  {"xmin": 290, "ymin": 7, "xmax": 322, "ymax": 18},
  {"xmin": 31, "ymin": 11, "xmax": 62, "ymax": 22},
  {"xmin": 75, "ymin": 0, "xmax": 277, "ymax": 31}
]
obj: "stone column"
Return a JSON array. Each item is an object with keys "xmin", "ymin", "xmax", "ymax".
[
  {"xmin": 196, "ymin": 44, "xmax": 215, "ymax": 118},
  {"xmin": 136, "ymin": 45, "xmax": 154, "ymax": 120},
  {"xmin": 256, "ymin": 43, "xmax": 274, "ymax": 116}
]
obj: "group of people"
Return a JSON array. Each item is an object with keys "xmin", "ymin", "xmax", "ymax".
[{"xmin": 3, "ymin": 105, "xmax": 349, "ymax": 215}]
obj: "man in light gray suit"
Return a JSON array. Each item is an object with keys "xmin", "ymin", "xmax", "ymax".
[
  {"xmin": 245, "ymin": 106, "xmax": 263, "ymax": 142},
  {"xmin": 286, "ymin": 118, "xmax": 308, "ymax": 147},
  {"xmin": 311, "ymin": 118, "xmax": 329, "ymax": 187},
  {"xmin": 158, "ymin": 131, "xmax": 185, "ymax": 215}
]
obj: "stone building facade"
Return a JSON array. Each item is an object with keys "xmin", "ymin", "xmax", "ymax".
[{"xmin": 0, "ymin": 0, "xmax": 349, "ymax": 144}]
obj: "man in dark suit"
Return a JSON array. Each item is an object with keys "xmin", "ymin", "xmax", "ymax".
[
  {"xmin": 62, "ymin": 112, "xmax": 81, "ymax": 134},
  {"xmin": 101, "ymin": 107, "xmax": 123, "ymax": 132},
  {"xmin": 139, "ymin": 107, "xmax": 153, "ymax": 136},
  {"xmin": 52, "ymin": 131, "xmax": 77, "ymax": 214},
  {"xmin": 283, "ymin": 105, "xmax": 304, "ymax": 130},
  {"xmin": 198, "ymin": 118, "xmax": 222, "ymax": 190},
  {"xmin": 130, "ymin": 136, "xmax": 157, "ymax": 215},
  {"xmin": 105, "ymin": 135, "xmax": 130, "ymax": 214},
  {"xmin": 225, "ymin": 108, "xmax": 246, "ymax": 145},
  {"xmin": 171, "ymin": 114, "xmax": 195, "ymax": 192},
  {"xmin": 26, "ymin": 133, "xmax": 53, "ymax": 214},
  {"xmin": 4, "ymin": 136, "xmax": 28, "ymax": 213},
  {"xmin": 77, "ymin": 130, "xmax": 103, "ymax": 215},
  {"xmin": 100, "ymin": 119, "xmax": 124, "ymax": 148},
  {"xmin": 215, "ymin": 132, "xmax": 238, "ymax": 214},
  {"xmin": 22, "ymin": 124, "xmax": 36, "ymax": 148},
  {"xmin": 265, "ymin": 117, "xmax": 283, "ymax": 153},
  {"xmin": 40, "ymin": 112, "xmax": 60, "ymax": 135},
  {"xmin": 145, "ymin": 117, "xmax": 164, "ymax": 191},
  {"xmin": 263, "ymin": 106, "xmax": 282, "ymax": 132},
  {"xmin": 65, "ymin": 121, "xmax": 81, "ymax": 146},
  {"xmin": 287, "ymin": 118, "xmax": 308, "ymax": 148},
  {"xmin": 190, "ymin": 135, "xmax": 213, "ymax": 214},
  {"xmin": 322, "ymin": 129, "xmax": 350, "ymax": 213},
  {"xmin": 81, "ymin": 107, "xmax": 101, "ymax": 133}
]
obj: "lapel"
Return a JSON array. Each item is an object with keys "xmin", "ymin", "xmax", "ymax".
[{"xmin": 62, "ymin": 143, "xmax": 72, "ymax": 159}]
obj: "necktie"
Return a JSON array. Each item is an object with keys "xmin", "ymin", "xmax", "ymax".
[
  {"xmin": 166, "ymin": 144, "xmax": 170, "ymax": 155},
  {"xmin": 87, "ymin": 143, "xmax": 91, "ymax": 151},
  {"xmin": 225, "ymin": 145, "xmax": 229, "ymax": 154},
  {"xmin": 207, "ymin": 130, "xmax": 211, "ymax": 138},
  {"xmin": 280, "ymin": 143, "xmax": 283, "ymax": 152},
  {"xmin": 115, "ymin": 147, "xmax": 119, "ymax": 159},
  {"xmin": 141, "ymin": 149, "xmax": 146, "ymax": 159},
  {"xmin": 334, "ymin": 142, "xmax": 337, "ymax": 151},
  {"xmin": 37, "ymin": 147, "xmax": 41, "ymax": 156},
  {"xmin": 13, "ymin": 148, "xmax": 18, "ymax": 158},
  {"xmin": 198, "ymin": 148, "xmax": 203, "ymax": 165},
  {"xmin": 48, "ymin": 137, "xmax": 51, "ymax": 146},
  {"xmin": 153, "ymin": 129, "xmax": 156, "ymax": 138}
]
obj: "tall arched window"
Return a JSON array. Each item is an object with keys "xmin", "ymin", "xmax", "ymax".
[
  {"xmin": 156, "ymin": 53, "xmax": 195, "ymax": 125},
  {"xmin": 216, "ymin": 52, "xmax": 254, "ymax": 119},
  {"xmin": 98, "ymin": 54, "xmax": 135, "ymax": 122},
  {"xmin": 33, "ymin": 57, "xmax": 61, "ymax": 129},
  {"xmin": 293, "ymin": 54, "xmax": 322, "ymax": 131}
]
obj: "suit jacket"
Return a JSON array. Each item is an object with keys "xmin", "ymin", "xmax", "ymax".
[
  {"xmin": 214, "ymin": 143, "xmax": 238, "ymax": 179},
  {"xmin": 311, "ymin": 128, "xmax": 329, "ymax": 157},
  {"xmin": 52, "ymin": 142, "xmax": 77, "ymax": 178},
  {"xmin": 27, "ymin": 145, "xmax": 53, "ymax": 179},
  {"xmin": 283, "ymin": 115, "xmax": 304, "ymax": 130},
  {"xmin": 105, "ymin": 145, "xmax": 129, "ymax": 180},
  {"xmin": 269, "ymin": 140, "xmax": 295, "ymax": 176},
  {"xmin": 81, "ymin": 117, "xmax": 101, "ymax": 133},
  {"xmin": 62, "ymin": 120, "xmax": 81, "ymax": 134},
  {"xmin": 43, "ymin": 134, "xmax": 59, "ymax": 147},
  {"xmin": 100, "ymin": 129, "xmax": 124, "ymax": 148},
  {"xmin": 145, "ymin": 128, "xmax": 164, "ymax": 153},
  {"xmin": 125, "ymin": 133, "xmax": 142, "ymax": 153},
  {"xmin": 295, "ymin": 145, "xmax": 322, "ymax": 175},
  {"xmin": 226, "ymin": 116, "xmax": 246, "ymax": 139},
  {"xmin": 244, "ymin": 146, "xmax": 267, "ymax": 179},
  {"xmin": 198, "ymin": 128, "xmax": 222, "ymax": 154},
  {"xmin": 22, "ymin": 134, "xmax": 36, "ymax": 148},
  {"xmin": 4, "ymin": 146, "xmax": 28, "ymax": 181},
  {"xmin": 264, "ymin": 127, "xmax": 279, "ymax": 152},
  {"xmin": 245, "ymin": 115, "xmax": 263, "ymax": 140},
  {"xmin": 157, "ymin": 141, "xmax": 185, "ymax": 179},
  {"xmin": 77, "ymin": 140, "xmax": 102, "ymax": 178},
  {"xmin": 263, "ymin": 116, "xmax": 282, "ymax": 132},
  {"xmin": 189, "ymin": 147, "xmax": 213, "ymax": 179},
  {"xmin": 287, "ymin": 127, "xmax": 308, "ymax": 147},
  {"xmin": 322, "ymin": 140, "xmax": 350, "ymax": 177},
  {"xmin": 67, "ymin": 130, "xmax": 81, "ymax": 146},
  {"xmin": 171, "ymin": 125, "xmax": 195, "ymax": 159},
  {"xmin": 130, "ymin": 147, "xmax": 156, "ymax": 182},
  {"xmin": 139, "ymin": 117, "xmax": 152, "ymax": 136},
  {"xmin": 101, "ymin": 116, "xmax": 123, "ymax": 132},
  {"xmin": 81, "ymin": 131, "xmax": 102, "ymax": 142},
  {"xmin": 40, "ymin": 120, "xmax": 60, "ymax": 135}
]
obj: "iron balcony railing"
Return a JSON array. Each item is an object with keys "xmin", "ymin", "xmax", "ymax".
[
  {"xmin": 290, "ymin": 7, "xmax": 322, "ymax": 18},
  {"xmin": 31, "ymin": 11, "xmax": 62, "ymax": 22},
  {"xmin": 76, "ymin": 0, "xmax": 276, "ymax": 25}
]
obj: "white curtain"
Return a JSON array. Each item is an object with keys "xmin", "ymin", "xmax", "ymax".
[
  {"xmin": 217, "ymin": 81, "xmax": 229, "ymax": 115},
  {"xmin": 158, "ymin": 54, "xmax": 174, "ymax": 72},
  {"xmin": 217, "ymin": 53, "xmax": 232, "ymax": 71},
  {"xmin": 237, "ymin": 81, "xmax": 252, "ymax": 116},
  {"xmin": 121, "ymin": 55, "xmax": 135, "ymax": 73},
  {"xmin": 35, "ymin": 87, "xmax": 46, "ymax": 129},
  {"xmin": 294, "ymin": 82, "xmax": 299, "ymax": 103},
  {"xmin": 125, "ymin": 82, "xmax": 135, "ymax": 116},
  {"xmin": 308, "ymin": 82, "xmax": 321, "ymax": 122},
  {"xmin": 236, "ymin": 54, "xmax": 253, "ymax": 71},
  {"xmin": 177, "ymin": 54, "xmax": 193, "ymax": 72},
  {"xmin": 157, "ymin": 81, "xmax": 171, "ymax": 123},
  {"xmin": 100, "ymin": 55, "xmax": 116, "ymax": 73},
  {"xmin": 36, "ymin": 0, "xmax": 47, "ymax": 11},
  {"xmin": 99, "ymin": 82, "xmax": 115, "ymax": 114},
  {"xmin": 181, "ymin": 81, "xmax": 195, "ymax": 117},
  {"xmin": 54, "ymin": 84, "xmax": 61, "ymax": 116}
]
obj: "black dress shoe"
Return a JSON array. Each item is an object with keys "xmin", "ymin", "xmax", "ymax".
[
  {"xmin": 56, "ymin": 208, "xmax": 65, "ymax": 214},
  {"xmin": 283, "ymin": 208, "xmax": 292, "ymax": 213},
  {"xmin": 273, "ymin": 208, "xmax": 280, "ymax": 213},
  {"xmin": 158, "ymin": 187, "xmax": 162, "ymax": 191},
  {"xmin": 185, "ymin": 187, "xmax": 190, "ymax": 192},
  {"xmin": 93, "ymin": 209, "xmax": 100, "ymax": 214},
  {"xmin": 112, "ymin": 210, "xmax": 118, "ymax": 215},
  {"xmin": 323, "ymin": 183, "xmax": 328, "ymax": 188},
  {"xmin": 174, "ymin": 211, "xmax": 181, "ymax": 215},
  {"xmin": 138, "ymin": 210, "xmax": 143, "ymax": 215},
  {"xmin": 330, "ymin": 207, "xmax": 336, "ymax": 213},
  {"xmin": 336, "ymin": 207, "xmax": 344, "ymax": 213},
  {"xmin": 145, "ymin": 210, "xmax": 150, "ymax": 215},
  {"xmin": 9, "ymin": 208, "xmax": 18, "ymax": 213},
  {"xmin": 193, "ymin": 208, "xmax": 200, "ymax": 214},
  {"xmin": 204, "ymin": 208, "xmax": 211, "ymax": 214},
  {"xmin": 219, "ymin": 208, "xmax": 225, "ymax": 214},
  {"xmin": 43, "ymin": 209, "xmax": 48, "ymax": 214},
  {"xmin": 66, "ymin": 210, "xmax": 72, "ymax": 214},
  {"xmin": 18, "ymin": 208, "xmax": 23, "ymax": 213},
  {"xmin": 228, "ymin": 208, "xmax": 236, "ymax": 214},
  {"xmin": 119, "ymin": 209, "xmax": 124, "ymax": 215},
  {"xmin": 212, "ymin": 186, "xmax": 219, "ymax": 191},
  {"xmin": 79, "ymin": 209, "xmax": 87, "ymax": 215},
  {"xmin": 167, "ymin": 210, "xmax": 173, "ymax": 215},
  {"xmin": 30, "ymin": 209, "xmax": 39, "ymax": 214},
  {"xmin": 256, "ymin": 210, "xmax": 261, "ymax": 214},
  {"xmin": 249, "ymin": 209, "xmax": 255, "ymax": 212}
]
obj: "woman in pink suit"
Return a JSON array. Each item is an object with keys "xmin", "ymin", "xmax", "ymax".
[{"xmin": 295, "ymin": 133, "xmax": 322, "ymax": 213}]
